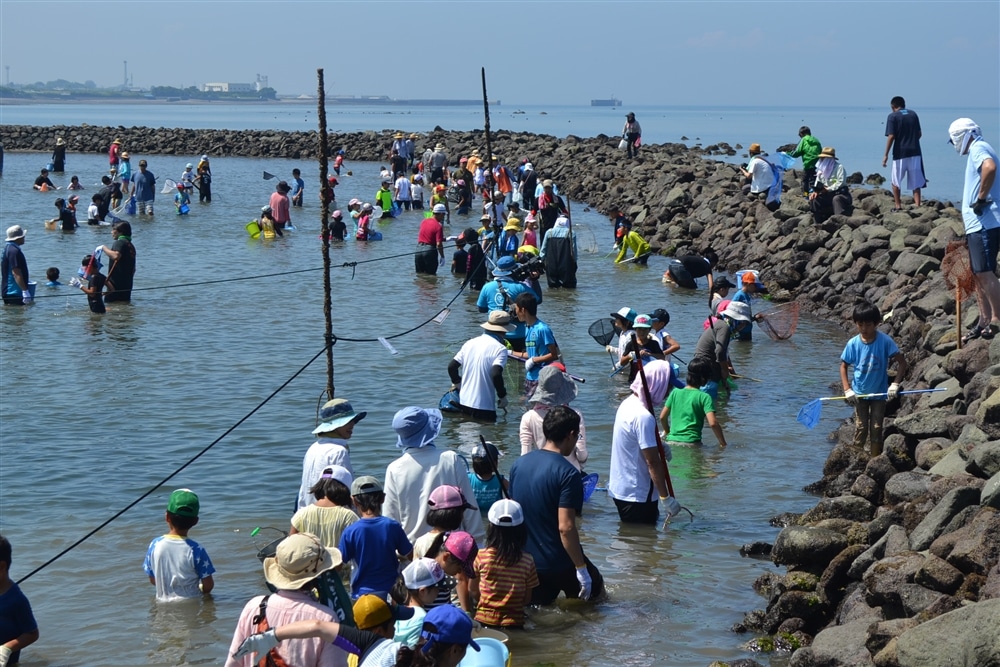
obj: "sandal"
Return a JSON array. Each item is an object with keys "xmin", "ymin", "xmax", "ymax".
[{"xmin": 962, "ymin": 325, "xmax": 984, "ymax": 344}]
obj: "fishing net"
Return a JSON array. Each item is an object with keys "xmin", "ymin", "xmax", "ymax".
[
  {"xmin": 942, "ymin": 240, "xmax": 976, "ymax": 300},
  {"xmin": 573, "ymin": 224, "xmax": 599, "ymax": 254},
  {"xmin": 588, "ymin": 318, "xmax": 618, "ymax": 346},
  {"xmin": 757, "ymin": 301, "xmax": 800, "ymax": 341}
]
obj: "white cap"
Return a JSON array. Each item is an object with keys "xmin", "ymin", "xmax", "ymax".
[
  {"xmin": 402, "ymin": 557, "xmax": 447, "ymax": 589},
  {"xmin": 433, "ymin": 203, "xmax": 447, "ymax": 214},
  {"xmin": 487, "ymin": 499, "xmax": 524, "ymax": 527}
]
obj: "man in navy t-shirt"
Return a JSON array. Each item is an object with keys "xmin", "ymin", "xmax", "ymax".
[
  {"xmin": 882, "ymin": 96, "xmax": 926, "ymax": 211},
  {"xmin": 509, "ymin": 406, "xmax": 603, "ymax": 605}
]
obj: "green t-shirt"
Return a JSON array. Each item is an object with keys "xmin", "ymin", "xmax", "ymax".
[
  {"xmin": 664, "ymin": 387, "xmax": 715, "ymax": 443},
  {"xmin": 791, "ymin": 135, "xmax": 822, "ymax": 169}
]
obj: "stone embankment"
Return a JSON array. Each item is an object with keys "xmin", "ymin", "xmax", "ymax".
[{"xmin": 4, "ymin": 124, "xmax": 998, "ymax": 666}]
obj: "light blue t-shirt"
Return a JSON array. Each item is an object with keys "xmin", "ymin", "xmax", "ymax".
[
  {"xmin": 840, "ymin": 331, "xmax": 899, "ymax": 397},
  {"xmin": 963, "ymin": 138, "xmax": 1000, "ymax": 233},
  {"xmin": 524, "ymin": 319, "xmax": 557, "ymax": 381}
]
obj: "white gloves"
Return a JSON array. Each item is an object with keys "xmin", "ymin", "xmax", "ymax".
[
  {"xmin": 0, "ymin": 645, "xmax": 12, "ymax": 667},
  {"xmin": 661, "ymin": 496, "xmax": 682, "ymax": 518},
  {"xmin": 575, "ymin": 565, "xmax": 593, "ymax": 600},
  {"xmin": 21, "ymin": 290, "xmax": 33, "ymax": 305},
  {"xmin": 524, "ymin": 357, "xmax": 536, "ymax": 372},
  {"xmin": 605, "ymin": 344, "xmax": 617, "ymax": 354},
  {"xmin": 844, "ymin": 389, "xmax": 857, "ymax": 406},
  {"xmin": 497, "ymin": 396, "xmax": 508, "ymax": 411},
  {"xmin": 69, "ymin": 277, "xmax": 82, "ymax": 288},
  {"xmin": 233, "ymin": 629, "xmax": 279, "ymax": 659},
  {"xmin": 94, "ymin": 245, "xmax": 104, "ymax": 257},
  {"xmin": 887, "ymin": 383, "xmax": 900, "ymax": 400}
]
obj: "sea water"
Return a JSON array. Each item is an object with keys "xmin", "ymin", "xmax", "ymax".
[
  {"xmin": 2, "ymin": 102, "xmax": 997, "ymax": 203},
  {"xmin": 0, "ymin": 145, "xmax": 940, "ymax": 666}
]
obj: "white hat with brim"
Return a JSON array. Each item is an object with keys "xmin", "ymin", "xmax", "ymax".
[
  {"xmin": 722, "ymin": 300, "xmax": 752, "ymax": 321},
  {"xmin": 393, "ymin": 406, "xmax": 443, "ymax": 449},
  {"xmin": 312, "ymin": 398, "xmax": 367, "ymax": 435},
  {"xmin": 6, "ymin": 225, "xmax": 26, "ymax": 241},
  {"xmin": 481, "ymin": 310, "xmax": 514, "ymax": 333},
  {"xmin": 263, "ymin": 534, "xmax": 342, "ymax": 590}
]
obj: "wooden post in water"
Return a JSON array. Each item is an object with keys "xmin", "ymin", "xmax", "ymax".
[{"xmin": 317, "ymin": 68, "xmax": 335, "ymax": 398}]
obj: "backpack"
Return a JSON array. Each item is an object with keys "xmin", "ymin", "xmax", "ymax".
[{"xmin": 251, "ymin": 596, "xmax": 291, "ymax": 667}]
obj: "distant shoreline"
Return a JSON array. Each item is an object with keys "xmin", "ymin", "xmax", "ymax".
[{"xmin": 0, "ymin": 97, "xmax": 486, "ymax": 107}]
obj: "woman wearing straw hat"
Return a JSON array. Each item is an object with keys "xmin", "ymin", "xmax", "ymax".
[
  {"xmin": 808, "ymin": 146, "xmax": 853, "ymax": 223},
  {"xmin": 51, "ymin": 137, "xmax": 67, "ymax": 172},
  {"xmin": 224, "ymin": 534, "xmax": 347, "ymax": 667}
]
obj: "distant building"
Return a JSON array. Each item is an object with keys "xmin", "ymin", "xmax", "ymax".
[{"xmin": 201, "ymin": 75, "xmax": 269, "ymax": 94}]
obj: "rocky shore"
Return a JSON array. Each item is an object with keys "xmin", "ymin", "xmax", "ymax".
[{"xmin": 3, "ymin": 124, "xmax": 998, "ymax": 666}]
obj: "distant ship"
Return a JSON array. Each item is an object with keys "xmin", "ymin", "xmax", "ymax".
[
  {"xmin": 325, "ymin": 95, "xmax": 493, "ymax": 106},
  {"xmin": 591, "ymin": 97, "xmax": 622, "ymax": 107}
]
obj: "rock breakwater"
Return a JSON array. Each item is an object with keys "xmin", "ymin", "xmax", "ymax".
[{"xmin": 3, "ymin": 124, "xmax": 998, "ymax": 666}]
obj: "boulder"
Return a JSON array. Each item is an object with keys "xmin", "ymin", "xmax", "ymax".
[
  {"xmin": 865, "ymin": 618, "xmax": 919, "ymax": 656},
  {"xmin": 849, "ymin": 525, "xmax": 909, "ymax": 581},
  {"xmin": 981, "ymin": 563, "xmax": 1000, "ymax": 601},
  {"xmin": 773, "ymin": 527, "xmax": 849, "ymax": 567},
  {"xmin": 836, "ymin": 584, "xmax": 885, "ymax": 625},
  {"xmin": 884, "ymin": 470, "xmax": 935, "ymax": 505},
  {"xmin": 894, "ymin": 408, "xmax": 953, "ymax": 439},
  {"xmin": 982, "ymin": 470, "xmax": 1000, "ymax": 509},
  {"xmin": 801, "ymin": 496, "xmax": 877, "ymax": 524},
  {"xmin": 913, "ymin": 438, "xmax": 954, "ymax": 470},
  {"xmin": 863, "ymin": 553, "xmax": 924, "ymax": 611},
  {"xmin": 914, "ymin": 554, "xmax": 964, "ymax": 595},
  {"xmin": 895, "ymin": 599, "xmax": 1000, "ymax": 666},
  {"xmin": 928, "ymin": 448, "xmax": 970, "ymax": 477},
  {"xmin": 819, "ymin": 544, "xmax": 868, "ymax": 602},
  {"xmin": 789, "ymin": 620, "xmax": 875, "ymax": 667},
  {"xmin": 898, "ymin": 583, "xmax": 950, "ymax": 616},
  {"xmin": 909, "ymin": 486, "xmax": 983, "ymax": 550},
  {"xmin": 946, "ymin": 507, "xmax": 1000, "ymax": 575},
  {"xmin": 968, "ymin": 440, "xmax": 1000, "ymax": 478}
]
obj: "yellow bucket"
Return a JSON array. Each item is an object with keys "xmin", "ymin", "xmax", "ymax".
[{"xmin": 245, "ymin": 220, "xmax": 261, "ymax": 239}]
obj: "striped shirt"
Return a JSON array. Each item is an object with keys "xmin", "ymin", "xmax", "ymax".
[{"xmin": 473, "ymin": 548, "xmax": 538, "ymax": 627}]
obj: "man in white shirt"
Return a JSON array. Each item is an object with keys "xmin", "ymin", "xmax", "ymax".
[
  {"xmin": 297, "ymin": 399, "xmax": 365, "ymax": 510},
  {"xmin": 448, "ymin": 311, "xmax": 513, "ymax": 423},
  {"xmin": 740, "ymin": 143, "xmax": 774, "ymax": 196},
  {"xmin": 394, "ymin": 175, "xmax": 412, "ymax": 211}
]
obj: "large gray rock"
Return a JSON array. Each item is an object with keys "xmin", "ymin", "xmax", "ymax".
[
  {"xmin": 968, "ymin": 441, "xmax": 1000, "ymax": 478},
  {"xmin": 895, "ymin": 598, "xmax": 1000, "ymax": 666},
  {"xmin": 915, "ymin": 554, "xmax": 964, "ymax": 595},
  {"xmin": 909, "ymin": 486, "xmax": 983, "ymax": 550},
  {"xmin": 773, "ymin": 526, "xmax": 849, "ymax": 567},
  {"xmin": 884, "ymin": 470, "xmax": 935, "ymax": 505},
  {"xmin": 863, "ymin": 553, "xmax": 924, "ymax": 611},
  {"xmin": 894, "ymin": 408, "xmax": 953, "ymax": 439},
  {"xmin": 914, "ymin": 438, "xmax": 954, "ymax": 470},
  {"xmin": 801, "ymin": 496, "xmax": 877, "ymax": 524},
  {"xmin": 982, "ymin": 471, "xmax": 1000, "ymax": 509},
  {"xmin": 789, "ymin": 620, "xmax": 875, "ymax": 667},
  {"xmin": 928, "ymin": 448, "xmax": 970, "ymax": 477},
  {"xmin": 946, "ymin": 507, "xmax": 1000, "ymax": 575},
  {"xmin": 849, "ymin": 525, "xmax": 909, "ymax": 580}
]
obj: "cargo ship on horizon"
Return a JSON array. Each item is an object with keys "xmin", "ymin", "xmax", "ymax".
[{"xmin": 590, "ymin": 97, "xmax": 622, "ymax": 107}]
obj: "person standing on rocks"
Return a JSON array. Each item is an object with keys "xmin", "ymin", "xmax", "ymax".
[
  {"xmin": 809, "ymin": 146, "xmax": 853, "ymax": 223},
  {"xmin": 839, "ymin": 301, "xmax": 906, "ymax": 456},
  {"xmin": 882, "ymin": 96, "xmax": 926, "ymax": 211},
  {"xmin": 789, "ymin": 126, "xmax": 821, "ymax": 191},
  {"xmin": 949, "ymin": 118, "xmax": 1000, "ymax": 342},
  {"xmin": 740, "ymin": 143, "xmax": 774, "ymax": 199},
  {"xmin": 623, "ymin": 112, "xmax": 642, "ymax": 159}
]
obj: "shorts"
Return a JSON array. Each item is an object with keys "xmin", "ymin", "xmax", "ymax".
[
  {"xmin": 532, "ymin": 557, "xmax": 604, "ymax": 606},
  {"xmin": 891, "ymin": 156, "xmax": 927, "ymax": 190},
  {"xmin": 666, "ymin": 259, "xmax": 698, "ymax": 289},
  {"xmin": 138, "ymin": 200, "xmax": 154, "ymax": 215},
  {"xmin": 613, "ymin": 498, "xmax": 660, "ymax": 524},
  {"xmin": 967, "ymin": 228, "xmax": 1000, "ymax": 274}
]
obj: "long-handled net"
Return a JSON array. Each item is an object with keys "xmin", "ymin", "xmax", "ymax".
[
  {"xmin": 588, "ymin": 317, "xmax": 618, "ymax": 367},
  {"xmin": 797, "ymin": 388, "xmax": 946, "ymax": 429},
  {"xmin": 757, "ymin": 301, "xmax": 800, "ymax": 341},
  {"xmin": 942, "ymin": 240, "xmax": 977, "ymax": 348}
]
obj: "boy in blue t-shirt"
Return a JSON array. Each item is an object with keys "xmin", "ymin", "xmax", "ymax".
[
  {"xmin": 0, "ymin": 534, "xmax": 39, "ymax": 665},
  {"xmin": 143, "ymin": 489, "xmax": 215, "ymax": 601},
  {"xmin": 839, "ymin": 302, "xmax": 908, "ymax": 456},
  {"xmin": 291, "ymin": 168, "xmax": 305, "ymax": 207},
  {"xmin": 338, "ymin": 476, "xmax": 412, "ymax": 600}
]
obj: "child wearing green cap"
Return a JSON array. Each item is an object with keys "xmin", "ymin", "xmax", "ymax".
[{"xmin": 143, "ymin": 489, "xmax": 215, "ymax": 601}]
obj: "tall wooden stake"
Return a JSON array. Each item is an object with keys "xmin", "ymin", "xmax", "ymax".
[
  {"xmin": 481, "ymin": 68, "xmax": 500, "ymax": 255},
  {"xmin": 317, "ymin": 68, "xmax": 334, "ymax": 398}
]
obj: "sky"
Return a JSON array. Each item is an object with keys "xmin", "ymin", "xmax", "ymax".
[{"xmin": 1, "ymin": 1, "xmax": 998, "ymax": 109}]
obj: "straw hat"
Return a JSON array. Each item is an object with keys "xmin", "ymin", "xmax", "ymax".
[
  {"xmin": 263, "ymin": 534, "xmax": 342, "ymax": 590},
  {"xmin": 819, "ymin": 146, "xmax": 837, "ymax": 159},
  {"xmin": 56, "ymin": 137, "xmax": 66, "ymax": 146}
]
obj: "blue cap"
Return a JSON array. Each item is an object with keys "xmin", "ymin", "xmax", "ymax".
[{"xmin": 420, "ymin": 605, "xmax": 480, "ymax": 653}]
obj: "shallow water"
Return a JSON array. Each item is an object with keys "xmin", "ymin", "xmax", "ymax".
[{"xmin": 0, "ymin": 151, "xmax": 853, "ymax": 666}]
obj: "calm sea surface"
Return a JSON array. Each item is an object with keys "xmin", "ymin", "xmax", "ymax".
[
  {"xmin": 2, "ymin": 102, "xmax": 997, "ymax": 203},
  {"xmin": 0, "ymin": 131, "xmax": 887, "ymax": 666}
]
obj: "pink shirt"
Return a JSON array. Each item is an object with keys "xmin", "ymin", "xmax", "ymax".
[
  {"xmin": 417, "ymin": 217, "xmax": 444, "ymax": 246},
  {"xmin": 269, "ymin": 192, "xmax": 291, "ymax": 223},
  {"xmin": 224, "ymin": 591, "xmax": 346, "ymax": 667}
]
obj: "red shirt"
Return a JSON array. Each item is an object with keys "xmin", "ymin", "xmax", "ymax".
[
  {"xmin": 269, "ymin": 192, "xmax": 291, "ymax": 223},
  {"xmin": 417, "ymin": 217, "xmax": 444, "ymax": 246}
]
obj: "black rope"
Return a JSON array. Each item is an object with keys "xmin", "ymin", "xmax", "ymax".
[{"xmin": 16, "ymin": 344, "xmax": 331, "ymax": 585}]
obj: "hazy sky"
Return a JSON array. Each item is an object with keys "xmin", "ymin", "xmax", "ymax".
[{"xmin": 2, "ymin": 1, "xmax": 998, "ymax": 108}]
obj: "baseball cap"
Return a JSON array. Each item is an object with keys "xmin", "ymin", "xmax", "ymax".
[
  {"xmin": 633, "ymin": 314, "xmax": 653, "ymax": 329},
  {"xmin": 351, "ymin": 476, "xmax": 383, "ymax": 496},
  {"xmin": 443, "ymin": 531, "xmax": 478, "ymax": 578},
  {"xmin": 167, "ymin": 489, "xmax": 200, "ymax": 517},
  {"xmin": 420, "ymin": 605, "xmax": 480, "ymax": 653},
  {"xmin": 650, "ymin": 308, "xmax": 670, "ymax": 325},
  {"xmin": 353, "ymin": 594, "xmax": 415, "ymax": 630},
  {"xmin": 611, "ymin": 307, "xmax": 637, "ymax": 323},
  {"xmin": 487, "ymin": 499, "xmax": 524, "ymax": 527},
  {"xmin": 433, "ymin": 203, "xmax": 447, "ymax": 214},
  {"xmin": 402, "ymin": 557, "xmax": 448, "ymax": 589},
  {"xmin": 428, "ymin": 485, "xmax": 472, "ymax": 510}
]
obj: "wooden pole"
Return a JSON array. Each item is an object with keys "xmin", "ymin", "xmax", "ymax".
[
  {"xmin": 317, "ymin": 68, "xmax": 334, "ymax": 398},
  {"xmin": 481, "ymin": 68, "xmax": 500, "ymax": 257}
]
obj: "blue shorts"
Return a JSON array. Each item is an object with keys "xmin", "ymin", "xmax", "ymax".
[{"xmin": 968, "ymin": 228, "xmax": 1000, "ymax": 274}]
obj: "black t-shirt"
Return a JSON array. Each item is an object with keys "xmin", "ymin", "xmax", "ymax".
[
  {"xmin": 885, "ymin": 109, "xmax": 922, "ymax": 159},
  {"xmin": 59, "ymin": 208, "xmax": 77, "ymax": 231},
  {"xmin": 330, "ymin": 218, "xmax": 347, "ymax": 240},
  {"xmin": 107, "ymin": 239, "xmax": 136, "ymax": 293},
  {"xmin": 677, "ymin": 255, "xmax": 712, "ymax": 279},
  {"xmin": 34, "ymin": 175, "xmax": 54, "ymax": 188},
  {"xmin": 86, "ymin": 272, "xmax": 106, "ymax": 313},
  {"xmin": 391, "ymin": 155, "xmax": 407, "ymax": 175}
]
